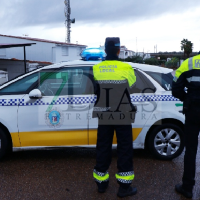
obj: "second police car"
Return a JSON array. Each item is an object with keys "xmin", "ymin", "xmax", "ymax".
[{"xmin": 0, "ymin": 48, "xmax": 184, "ymax": 160}]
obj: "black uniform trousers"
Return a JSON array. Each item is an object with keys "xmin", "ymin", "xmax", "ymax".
[
  {"xmin": 94, "ymin": 124, "xmax": 133, "ymax": 187},
  {"xmin": 182, "ymin": 104, "xmax": 200, "ymax": 192}
]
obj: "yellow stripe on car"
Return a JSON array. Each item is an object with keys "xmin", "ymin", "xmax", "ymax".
[
  {"xmin": 11, "ymin": 128, "xmax": 142, "ymax": 147},
  {"xmin": 89, "ymin": 128, "xmax": 142, "ymax": 145},
  {"xmin": 18, "ymin": 130, "xmax": 88, "ymax": 147},
  {"xmin": 10, "ymin": 132, "xmax": 21, "ymax": 147}
]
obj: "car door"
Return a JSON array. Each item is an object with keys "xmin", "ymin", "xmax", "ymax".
[
  {"xmin": 18, "ymin": 67, "xmax": 92, "ymax": 147},
  {"xmin": 0, "ymin": 72, "xmax": 42, "ymax": 148},
  {"xmin": 88, "ymin": 69, "xmax": 157, "ymax": 147},
  {"xmin": 0, "ymin": 95, "xmax": 22, "ymax": 148},
  {"xmin": 143, "ymin": 70, "xmax": 185, "ymax": 127}
]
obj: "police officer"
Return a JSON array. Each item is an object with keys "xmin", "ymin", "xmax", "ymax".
[
  {"xmin": 172, "ymin": 52, "xmax": 200, "ymax": 198},
  {"xmin": 92, "ymin": 37, "xmax": 137, "ymax": 198}
]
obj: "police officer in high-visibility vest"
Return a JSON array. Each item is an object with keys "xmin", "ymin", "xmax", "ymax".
[
  {"xmin": 92, "ymin": 37, "xmax": 137, "ymax": 198},
  {"xmin": 172, "ymin": 52, "xmax": 200, "ymax": 199}
]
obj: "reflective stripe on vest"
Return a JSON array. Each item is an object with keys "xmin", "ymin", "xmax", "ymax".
[
  {"xmin": 174, "ymin": 55, "xmax": 200, "ymax": 82},
  {"xmin": 188, "ymin": 57, "xmax": 200, "ymax": 70},
  {"xmin": 187, "ymin": 76, "xmax": 200, "ymax": 82},
  {"xmin": 173, "ymin": 76, "xmax": 178, "ymax": 82},
  {"xmin": 115, "ymin": 171, "xmax": 134, "ymax": 184},
  {"xmin": 188, "ymin": 57, "xmax": 193, "ymax": 70},
  {"xmin": 93, "ymin": 169, "xmax": 109, "ymax": 183}
]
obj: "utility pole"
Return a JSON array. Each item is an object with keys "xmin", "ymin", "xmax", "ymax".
[
  {"xmin": 64, "ymin": 0, "xmax": 75, "ymax": 43},
  {"xmin": 136, "ymin": 37, "xmax": 137, "ymax": 53},
  {"xmin": 154, "ymin": 45, "xmax": 157, "ymax": 53}
]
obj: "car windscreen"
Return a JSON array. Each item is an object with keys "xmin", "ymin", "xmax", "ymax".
[
  {"xmin": 145, "ymin": 71, "xmax": 173, "ymax": 91},
  {"xmin": 0, "ymin": 72, "xmax": 39, "ymax": 94}
]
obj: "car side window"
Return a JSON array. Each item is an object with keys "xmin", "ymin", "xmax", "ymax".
[
  {"xmin": 38, "ymin": 67, "xmax": 93, "ymax": 96},
  {"xmin": 145, "ymin": 71, "xmax": 173, "ymax": 91},
  {"xmin": 131, "ymin": 69, "xmax": 156, "ymax": 93},
  {"xmin": 0, "ymin": 72, "xmax": 39, "ymax": 94}
]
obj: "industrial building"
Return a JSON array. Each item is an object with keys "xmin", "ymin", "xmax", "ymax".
[
  {"xmin": 0, "ymin": 34, "xmax": 87, "ymax": 82},
  {"xmin": 0, "ymin": 34, "xmax": 87, "ymax": 63},
  {"xmin": 119, "ymin": 46, "xmax": 135, "ymax": 59},
  {"xmin": 100, "ymin": 45, "xmax": 135, "ymax": 60}
]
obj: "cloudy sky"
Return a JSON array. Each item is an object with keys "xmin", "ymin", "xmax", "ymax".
[{"xmin": 1, "ymin": 0, "xmax": 200, "ymax": 52}]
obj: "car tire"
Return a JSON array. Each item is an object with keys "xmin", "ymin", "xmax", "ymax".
[
  {"xmin": 0, "ymin": 127, "xmax": 10, "ymax": 160},
  {"xmin": 148, "ymin": 124, "xmax": 184, "ymax": 160}
]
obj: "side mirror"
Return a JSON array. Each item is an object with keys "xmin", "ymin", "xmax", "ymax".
[{"xmin": 29, "ymin": 89, "xmax": 42, "ymax": 99}]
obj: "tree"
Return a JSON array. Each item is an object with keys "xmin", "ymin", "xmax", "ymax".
[
  {"xmin": 165, "ymin": 57, "xmax": 179, "ymax": 69},
  {"xmin": 144, "ymin": 58, "xmax": 159, "ymax": 66},
  {"xmin": 181, "ymin": 39, "xmax": 193, "ymax": 58},
  {"xmin": 119, "ymin": 55, "xmax": 143, "ymax": 63}
]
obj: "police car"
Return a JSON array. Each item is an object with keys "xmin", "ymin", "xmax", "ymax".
[{"xmin": 0, "ymin": 48, "xmax": 184, "ymax": 160}]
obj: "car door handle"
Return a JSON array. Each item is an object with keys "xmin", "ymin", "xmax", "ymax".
[
  {"xmin": 133, "ymin": 102, "xmax": 150, "ymax": 105},
  {"xmin": 70, "ymin": 104, "xmax": 89, "ymax": 109}
]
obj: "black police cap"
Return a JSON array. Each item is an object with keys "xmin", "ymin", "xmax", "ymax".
[{"xmin": 105, "ymin": 37, "xmax": 120, "ymax": 48}]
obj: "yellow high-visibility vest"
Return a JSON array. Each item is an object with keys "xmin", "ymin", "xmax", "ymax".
[
  {"xmin": 174, "ymin": 55, "xmax": 200, "ymax": 82},
  {"xmin": 93, "ymin": 60, "xmax": 136, "ymax": 87}
]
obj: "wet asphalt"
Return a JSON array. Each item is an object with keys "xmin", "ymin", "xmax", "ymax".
[{"xmin": 0, "ymin": 141, "xmax": 200, "ymax": 200}]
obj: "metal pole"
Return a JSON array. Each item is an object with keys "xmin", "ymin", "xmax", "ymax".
[
  {"xmin": 23, "ymin": 46, "xmax": 26, "ymax": 73},
  {"xmin": 64, "ymin": 0, "xmax": 71, "ymax": 43},
  {"xmin": 136, "ymin": 37, "xmax": 137, "ymax": 53}
]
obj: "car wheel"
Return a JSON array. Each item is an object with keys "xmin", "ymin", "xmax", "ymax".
[
  {"xmin": 0, "ymin": 127, "xmax": 10, "ymax": 159},
  {"xmin": 148, "ymin": 124, "xmax": 184, "ymax": 160}
]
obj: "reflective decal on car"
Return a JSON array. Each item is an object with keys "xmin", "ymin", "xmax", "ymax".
[{"xmin": 0, "ymin": 95, "xmax": 180, "ymax": 107}]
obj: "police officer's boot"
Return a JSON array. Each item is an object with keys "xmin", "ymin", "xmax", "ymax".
[
  {"xmin": 117, "ymin": 186, "xmax": 137, "ymax": 198},
  {"xmin": 96, "ymin": 181, "xmax": 109, "ymax": 193},
  {"xmin": 175, "ymin": 184, "xmax": 193, "ymax": 198}
]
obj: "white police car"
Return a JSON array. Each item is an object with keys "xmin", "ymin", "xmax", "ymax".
[{"xmin": 0, "ymin": 49, "xmax": 184, "ymax": 160}]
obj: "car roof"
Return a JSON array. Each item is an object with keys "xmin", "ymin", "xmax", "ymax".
[
  {"xmin": 0, "ymin": 60, "xmax": 173, "ymax": 89},
  {"xmin": 42, "ymin": 60, "xmax": 100, "ymax": 69},
  {"xmin": 126, "ymin": 62, "xmax": 173, "ymax": 74},
  {"xmin": 42, "ymin": 60, "xmax": 172, "ymax": 74}
]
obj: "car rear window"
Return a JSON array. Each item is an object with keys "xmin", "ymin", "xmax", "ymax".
[
  {"xmin": 145, "ymin": 71, "xmax": 173, "ymax": 91},
  {"xmin": 132, "ymin": 69, "xmax": 156, "ymax": 93}
]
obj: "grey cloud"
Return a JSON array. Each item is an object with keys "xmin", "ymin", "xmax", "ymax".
[
  {"xmin": 1, "ymin": 0, "xmax": 64, "ymax": 28},
  {"xmin": 1, "ymin": 0, "xmax": 200, "ymax": 28},
  {"xmin": 71, "ymin": 0, "xmax": 200, "ymax": 23}
]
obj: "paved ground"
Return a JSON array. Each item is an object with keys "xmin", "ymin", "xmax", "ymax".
[{"xmin": 0, "ymin": 144, "xmax": 200, "ymax": 200}]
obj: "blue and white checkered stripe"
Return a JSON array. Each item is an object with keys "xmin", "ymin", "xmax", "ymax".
[
  {"xmin": 7, "ymin": 99, "xmax": 18, "ymax": 106},
  {"xmin": 18, "ymin": 99, "xmax": 46, "ymax": 106},
  {"xmin": 0, "ymin": 95, "xmax": 179, "ymax": 106},
  {"xmin": 130, "ymin": 95, "xmax": 179, "ymax": 102},
  {"xmin": 0, "ymin": 99, "xmax": 7, "ymax": 106}
]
